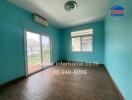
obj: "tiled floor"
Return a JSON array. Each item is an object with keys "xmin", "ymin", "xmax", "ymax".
[{"xmin": 0, "ymin": 65, "xmax": 120, "ymax": 100}]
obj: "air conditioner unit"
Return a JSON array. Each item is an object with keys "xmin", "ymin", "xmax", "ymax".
[{"xmin": 34, "ymin": 14, "xmax": 48, "ymax": 27}]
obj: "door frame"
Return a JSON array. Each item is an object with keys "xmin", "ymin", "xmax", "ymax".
[{"xmin": 24, "ymin": 29, "xmax": 53, "ymax": 76}]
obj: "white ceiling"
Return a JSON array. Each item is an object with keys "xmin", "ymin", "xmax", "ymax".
[{"xmin": 7, "ymin": 0, "xmax": 110, "ymax": 28}]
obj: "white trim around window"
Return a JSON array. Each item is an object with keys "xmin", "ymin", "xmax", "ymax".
[{"xmin": 71, "ymin": 29, "xmax": 93, "ymax": 52}]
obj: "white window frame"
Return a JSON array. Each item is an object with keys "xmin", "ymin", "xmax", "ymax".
[{"xmin": 71, "ymin": 29, "xmax": 93, "ymax": 52}]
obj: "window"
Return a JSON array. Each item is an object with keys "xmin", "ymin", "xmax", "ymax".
[{"xmin": 71, "ymin": 29, "xmax": 93, "ymax": 52}]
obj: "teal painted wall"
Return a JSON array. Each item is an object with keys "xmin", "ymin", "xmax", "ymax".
[
  {"xmin": 2, "ymin": 1, "xmax": 131, "ymax": 100},
  {"xmin": 60, "ymin": 21, "xmax": 104, "ymax": 64},
  {"xmin": 0, "ymin": 0, "xmax": 60, "ymax": 84},
  {"xmin": 105, "ymin": 0, "xmax": 132, "ymax": 100}
]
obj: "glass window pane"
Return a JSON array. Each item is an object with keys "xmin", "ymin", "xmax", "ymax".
[
  {"xmin": 42, "ymin": 36, "xmax": 51, "ymax": 67},
  {"xmin": 72, "ymin": 37, "xmax": 81, "ymax": 51},
  {"xmin": 82, "ymin": 43, "xmax": 93, "ymax": 52},
  {"xmin": 82, "ymin": 36, "xmax": 93, "ymax": 52},
  {"xmin": 26, "ymin": 31, "xmax": 42, "ymax": 74},
  {"xmin": 82, "ymin": 36, "xmax": 92, "ymax": 43}
]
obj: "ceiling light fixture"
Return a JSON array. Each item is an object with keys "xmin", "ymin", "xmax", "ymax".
[{"xmin": 65, "ymin": 1, "xmax": 77, "ymax": 12}]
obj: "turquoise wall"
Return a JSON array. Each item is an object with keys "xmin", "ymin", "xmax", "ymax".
[
  {"xmin": 105, "ymin": 0, "xmax": 132, "ymax": 100},
  {"xmin": 0, "ymin": 0, "xmax": 60, "ymax": 84},
  {"xmin": 60, "ymin": 21, "xmax": 104, "ymax": 64},
  {"xmin": 2, "ymin": 1, "xmax": 131, "ymax": 100}
]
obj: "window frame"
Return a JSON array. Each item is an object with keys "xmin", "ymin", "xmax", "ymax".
[{"xmin": 71, "ymin": 30, "xmax": 93, "ymax": 53}]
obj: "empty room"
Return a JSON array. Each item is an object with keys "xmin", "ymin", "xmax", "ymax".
[{"xmin": 0, "ymin": 0, "xmax": 132, "ymax": 100}]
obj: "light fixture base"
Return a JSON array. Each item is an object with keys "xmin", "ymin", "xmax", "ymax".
[{"xmin": 65, "ymin": 1, "xmax": 77, "ymax": 12}]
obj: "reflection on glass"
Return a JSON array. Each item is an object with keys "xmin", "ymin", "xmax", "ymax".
[{"xmin": 26, "ymin": 31, "xmax": 42, "ymax": 74}]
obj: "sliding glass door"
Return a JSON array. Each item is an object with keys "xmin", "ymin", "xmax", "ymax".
[
  {"xmin": 25, "ymin": 31, "xmax": 52, "ymax": 75},
  {"xmin": 42, "ymin": 36, "xmax": 51, "ymax": 67},
  {"xmin": 26, "ymin": 31, "xmax": 42, "ymax": 74}
]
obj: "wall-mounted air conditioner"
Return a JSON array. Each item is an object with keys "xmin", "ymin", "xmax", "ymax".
[{"xmin": 34, "ymin": 14, "xmax": 48, "ymax": 27}]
